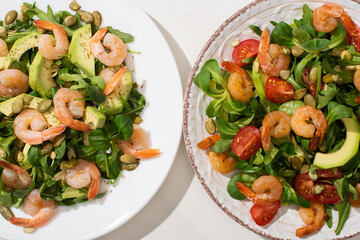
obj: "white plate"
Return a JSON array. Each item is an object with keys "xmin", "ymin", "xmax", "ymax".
[
  {"xmin": 184, "ymin": 0, "xmax": 360, "ymax": 239},
  {"xmin": 0, "ymin": 0, "xmax": 183, "ymax": 239}
]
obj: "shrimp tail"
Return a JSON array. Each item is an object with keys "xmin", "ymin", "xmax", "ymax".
[
  {"xmin": 235, "ymin": 181, "xmax": 255, "ymax": 201},
  {"xmin": 296, "ymin": 221, "xmax": 326, "ymax": 238},
  {"xmin": 339, "ymin": 12, "xmax": 360, "ymax": 52},
  {"xmin": 309, "ymin": 130, "xmax": 325, "ymax": 151},
  {"xmin": 260, "ymin": 126, "xmax": 271, "ymax": 151},
  {"xmin": 33, "ymin": 20, "xmax": 58, "ymax": 30},
  {"xmin": 0, "ymin": 159, "xmax": 23, "ymax": 173},
  {"xmin": 197, "ymin": 134, "xmax": 221, "ymax": 149},
  {"xmin": 68, "ymin": 120, "xmax": 91, "ymax": 132},
  {"xmin": 41, "ymin": 124, "xmax": 67, "ymax": 142},
  {"xmin": 9, "ymin": 217, "xmax": 31, "ymax": 227},
  {"xmin": 134, "ymin": 149, "xmax": 161, "ymax": 159},
  {"xmin": 103, "ymin": 66, "xmax": 127, "ymax": 95},
  {"xmin": 221, "ymin": 61, "xmax": 247, "ymax": 74},
  {"xmin": 92, "ymin": 27, "xmax": 108, "ymax": 41},
  {"xmin": 88, "ymin": 178, "xmax": 99, "ymax": 200}
]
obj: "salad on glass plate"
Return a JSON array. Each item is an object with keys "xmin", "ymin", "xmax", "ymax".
[
  {"xmin": 0, "ymin": 0, "xmax": 161, "ymax": 234},
  {"xmin": 194, "ymin": 2, "xmax": 360, "ymax": 238}
]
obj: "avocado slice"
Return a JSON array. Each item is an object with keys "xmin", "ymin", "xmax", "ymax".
[
  {"xmin": 68, "ymin": 24, "xmax": 95, "ymax": 77},
  {"xmin": 62, "ymin": 187, "xmax": 86, "ymax": 199},
  {"xmin": 99, "ymin": 70, "xmax": 132, "ymax": 115},
  {"xmin": 29, "ymin": 51, "xmax": 57, "ymax": 98},
  {"xmin": 0, "ymin": 32, "xmax": 40, "ymax": 69},
  {"xmin": 83, "ymin": 106, "xmax": 106, "ymax": 129},
  {"xmin": 0, "ymin": 93, "xmax": 60, "ymax": 127},
  {"xmin": 314, "ymin": 118, "xmax": 360, "ymax": 169}
]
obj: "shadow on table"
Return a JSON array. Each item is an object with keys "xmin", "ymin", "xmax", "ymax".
[{"xmin": 99, "ymin": 16, "xmax": 194, "ymax": 240}]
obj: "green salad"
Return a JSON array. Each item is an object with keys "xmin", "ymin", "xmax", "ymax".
[
  {"xmin": 196, "ymin": 3, "xmax": 360, "ymax": 238},
  {"xmin": 0, "ymin": 0, "xmax": 159, "ymax": 232}
]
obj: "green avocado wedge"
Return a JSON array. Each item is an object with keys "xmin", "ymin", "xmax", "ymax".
[{"xmin": 314, "ymin": 118, "xmax": 360, "ymax": 169}]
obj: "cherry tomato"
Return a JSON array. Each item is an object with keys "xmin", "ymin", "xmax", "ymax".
[
  {"xmin": 265, "ymin": 77, "xmax": 294, "ymax": 103},
  {"xmin": 314, "ymin": 182, "xmax": 341, "ymax": 204},
  {"xmin": 294, "ymin": 173, "xmax": 316, "ymax": 201},
  {"xmin": 232, "ymin": 39, "xmax": 260, "ymax": 67},
  {"xmin": 231, "ymin": 126, "xmax": 261, "ymax": 160},
  {"xmin": 250, "ymin": 200, "xmax": 281, "ymax": 226},
  {"xmin": 317, "ymin": 168, "xmax": 342, "ymax": 179},
  {"xmin": 348, "ymin": 26, "xmax": 360, "ymax": 53}
]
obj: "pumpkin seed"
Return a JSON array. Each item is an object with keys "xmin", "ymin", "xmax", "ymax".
[
  {"xmin": 11, "ymin": 97, "xmax": 23, "ymax": 114},
  {"xmin": 92, "ymin": 11, "xmax": 102, "ymax": 27},
  {"xmin": 67, "ymin": 146, "xmax": 76, "ymax": 160},
  {"xmin": 329, "ymin": 47, "xmax": 345, "ymax": 57},
  {"xmin": 78, "ymin": 10, "xmax": 93, "ymax": 23},
  {"xmin": 5, "ymin": 10, "xmax": 17, "ymax": 25},
  {"xmin": 14, "ymin": 150, "xmax": 24, "ymax": 163},
  {"xmin": 23, "ymin": 227, "xmax": 36, "ymax": 234},
  {"xmin": 279, "ymin": 70, "xmax": 290, "ymax": 80},
  {"xmin": 36, "ymin": 27, "xmax": 46, "ymax": 34},
  {"xmin": 304, "ymin": 94, "xmax": 316, "ymax": 107},
  {"xmin": 293, "ymin": 88, "xmax": 307, "ymax": 100},
  {"xmin": 121, "ymin": 162, "xmax": 139, "ymax": 171},
  {"xmin": 291, "ymin": 45, "xmax": 304, "ymax": 57},
  {"xmin": 120, "ymin": 154, "xmax": 136, "ymax": 164},
  {"xmin": 63, "ymin": 15, "xmax": 77, "ymax": 27},
  {"xmin": 13, "ymin": 138, "xmax": 25, "ymax": 148},
  {"xmin": 312, "ymin": 184, "xmax": 326, "ymax": 194},
  {"xmin": 231, "ymin": 40, "xmax": 240, "ymax": 47},
  {"xmin": 300, "ymin": 164, "xmax": 309, "ymax": 174},
  {"xmin": 309, "ymin": 66, "xmax": 319, "ymax": 83},
  {"xmin": 41, "ymin": 142, "xmax": 53, "ymax": 155},
  {"xmin": 50, "ymin": 151, "xmax": 56, "ymax": 160},
  {"xmin": 53, "ymin": 134, "xmax": 65, "ymax": 148},
  {"xmin": 0, "ymin": 205, "xmax": 14, "ymax": 221},
  {"xmin": 289, "ymin": 156, "xmax": 303, "ymax": 171},
  {"xmin": 322, "ymin": 73, "xmax": 338, "ymax": 83},
  {"xmin": 308, "ymin": 170, "xmax": 318, "ymax": 181},
  {"xmin": 37, "ymin": 99, "xmax": 52, "ymax": 113},
  {"xmin": 133, "ymin": 116, "xmax": 143, "ymax": 124},
  {"xmin": 0, "ymin": 147, "xmax": 6, "ymax": 159},
  {"xmin": 69, "ymin": 0, "xmax": 81, "ymax": 11},
  {"xmin": 205, "ymin": 118, "xmax": 216, "ymax": 134},
  {"xmin": 281, "ymin": 46, "xmax": 291, "ymax": 56},
  {"xmin": 64, "ymin": 159, "xmax": 78, "ymax": 169}
]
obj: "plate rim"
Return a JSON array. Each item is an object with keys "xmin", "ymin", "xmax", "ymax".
[{"xmin": 183, "ymin": 0, "xmax": 360, "ymax": 239}]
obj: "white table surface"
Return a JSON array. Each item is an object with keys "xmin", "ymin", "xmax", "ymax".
[{"xmin": 99, "ymin": 0, "xmax": 360, "ymax": 239}]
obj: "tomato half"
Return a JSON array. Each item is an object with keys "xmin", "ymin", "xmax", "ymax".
[
  {"xmin": 232, "ymin": 39, "xmax": 260, "ymax": 67},
  {"xmin": 265, "ymin": 77, "xmax": 294, "ymax": 103},
  {"xmin": 231, "ymin": 126, "xmax": 261, "ymax": 160},
  {"xmin": 317, "ymin": 168, "xmax": 342, "ymax": 179},
  {"xmin": 250, "ymin": 200, "xmax": 281, "ymax": 226},
  {"xmin": 294, "ymin": 173, "xmax": 316, "ymax": 201},
  {"xmin": 314, "ymin": 182, "xmax": 341, "ymax": 204}
]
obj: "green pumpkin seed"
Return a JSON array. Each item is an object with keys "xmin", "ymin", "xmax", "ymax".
[
  {"xmin": 120, "ymin": 154, "xmax": 136, "ymax": 164},
  {"xmin": 121, "ymin": 162, "xmax": 139, "ymax": 171},
  {"xmin": 291, "ymin": 45, "xmax": 304, "ymax": 57},
  {"xmin": 67, "ymin": 146, "xmax": 77, "ymax": 160},
  {"xmin": 37, "ymin": 99, "xmax": 52, "ymax": 113},
  {"xmin": 279, "ymin": 70, "xmax": 290, "ymax": 80},
  {"xmin": 308, "ymin": 170, "xmax": 318, "ymax": 181},
  {"xmin": 0, "ymin": 147, "xmax": 6, "ymax": 159},
  {"xmin": 309, "ymin": 66, "xmax": 319, "ymax": 83},
  {"xmin": 304, "ymin": 94, "xmax": 316, "ymax": 107},
  {"xmin": 281, "ymin": 46, "xmax": 291, "ymax": 56},
  {"xmin": 205, "ymin": 118, "xmax": 216, "ymax": 134},
  {"xmin": 69, "ymin": 0, "xmax": 81, "ymax": 11},
  {"xmin": 41, "ymin": 142, "xmax": 53, "ymax": 155},
  {"xmin": 11, "ymin": 97, "xmax": 23, "ymax": 114},
  {"xmin": 293, "ymin": 88, "xmax": 307, "ymax": 100},
  {"xmin": 92, "ymin": 11, "xmax": 102, "ymax": 27},
  {"xmin": 14, "ymin": 150, "xmax": 24, "ymax": 163},
  {"xmin": 5, "ymin": 10, "xmax": 17, "ymax": 25},
  {"xmin": 78, "ymin": 10, "xmax": 93, "ymax": 23},
  {"xmin": 0, "ymin": 205, "xmax": 14, "ymax": 221},
  {"xmin": 312, "ymin": 184, "xmax": 326, "ymax": 194},
  {"xmin": 133, "ymin": 116, "xmax": 143, "ymax": 124},
  {"xmin": 53, "ymin": 134, "xmax": 66, "ymax": 148},
  {"xmin": 300, "ymin": 164, "xmax": 309, "ymax": 174},
  {"xmin": 289, "ymin": 156, "xmax": 303, "ymax": 171},
  {"xmin": 63, "ymin": 15, "xmax": 77, "ymax": 27}
]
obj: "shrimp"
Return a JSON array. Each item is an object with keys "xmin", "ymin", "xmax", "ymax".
[
  {"xmin": 14, "ymin": 109, "xmax": 66, "ymax": 145},
  {"xmin": 99, "ymin": 66, "xmax": 128, "ymax": 96},
  {"xmin": 353, "ymin": 69, "xmax": 360, "ymax": 104},
  {"xmin": 236, "ymin": 175, "xmax": 283, "ymax": 204},
  {"xmin": 89, "ymin": 27, "xmax": 127, "ymax": 66},
  {"xmin": 260, "ymin": 111, "xmax": 291, "ymax": 150},
  {"xmin": 221, "ymin": 61, "xmax": 254, "ymax": 102},
  {"xmin": 9, "ymin": 189, "xmax": 56, "ymax": 228},
  {"xmin": 296, "ymin": 201, "xmax": 327, "ymax": 238},
  {"xmin": 290, "ymin": 106, "xmax": 328, "ymax": 151},
  {"xmin": 0, "ymin": 38, "xmax": 8, "ymax": 57},
  {"xmin": 33, "ymin": 20, "xmax": 69, "ymax": 60},
  {"xmin": 53, "ymin": 88, "xmax": 91, "ymax": 132},
  {"xmin": 258, "ymin": 29, "xmax": 290, "ymax": 77},
  {"xmin": 64, "ymin": 159, "xmax": 101, "ymax": 200},
  {"xmin": 349, "ymin": 183, "xmax": 360, "ymax": 207},
  {"xmin": 116, "ymin": 124, "xmax": 160, "ymax": 159},
  {"xmin": 0, "ymin": 69, "xmax": 29, "ymax": 97},
  {"xmin": 208, "ymin": 151, "xmax": 238, "ymax": 174},
  {"xmin": 0, "ymin": 159, "xmax": 31, "ymax": 189},
  {"xmin": 313, "ymin": 3, "xmax": 360, "ymax": 52},
  {"xmin": 197, "ymin": 134, "xmax": 221, "ymax": 149}
]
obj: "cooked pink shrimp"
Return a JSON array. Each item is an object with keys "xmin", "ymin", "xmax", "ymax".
[
  {"xmin": 313, "ymin": 3, "xmax": 360, "ymax": 52},
  {"xmin": 0, "ymin": 159, "xmax": 31, "ymax": 189},
  {"xmin": 260, "ymin": 111, "xmax": 291, "ymax": 150},
  {"xmin": 53, "ymin": 88, "xmax": 91, "ymax": 132},
  {"xmin": 290, "ymin": 106, "xmax": 328, "ymax": 151},
  {"xmin": 0, "ymin": 69, "xmax": 29, "ymax": 97},
  {"xmin": 296, "ymin": 201, "xmax": 327, "ymax": 238},
  {"xmin": 14, "ymin": 109, "xmax": 66, "ymax": 145},
  {"xmin": 64, "ymin": 159, "xmax": 101, "ymax": 200},
  {"xmin": 100, "ymin": 66, "xmax": 127, "ymax": 95},
  {"xmin": 9, "ymin": 189, "xmax": 56, "ymax": 228},
  {"xmin": 208, "ymin": 151, "xmax": 238, "ymax": 174},
  {"xmin": 221, "ymin": 61, "xmax": 254, "ymax": 102},
  {"xmin": 0, "ymin": 38, "xmax": 8, "ymax": 57},
  {"xmin": 89, "ymin": 27, "xmax": 127, "ymax": 66},
  {"xmin": 33, "ymin": 20, "xmax": 69, "ymax": 60},
  {"xmin": 117, "ymin": 124, "xmax": 160, "ymax": 159},
  {"xmin": 258, "ymin": 29, "xmax": 290, "ymax": 77},
  {"xmin": 236, "ymin": 175, "xmax": 283, "ymax": 204}
]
